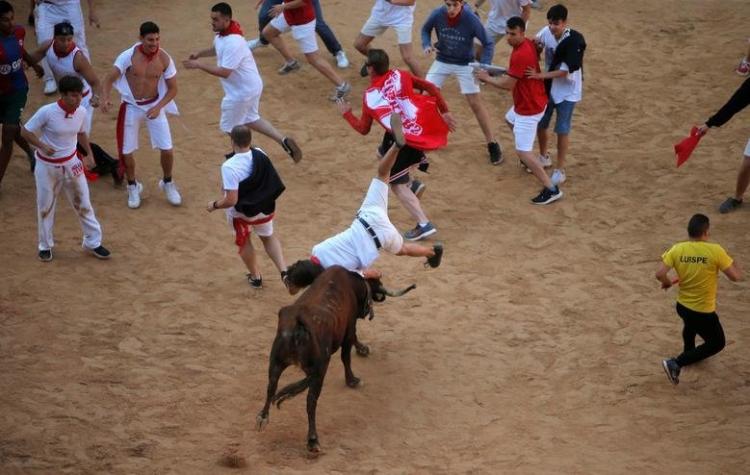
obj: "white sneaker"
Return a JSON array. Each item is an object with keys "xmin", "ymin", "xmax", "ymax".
[
  {"xmin": 43, "ymin": 78, "xmax": 57, "ymax": 95},
  {"xmin": 551, "ymin": 169, "xmax": 566, "ymax": 186},
  {"xmin": 335, "ymin": 50, "xmax": 349, "ymax": 69},
  {"xmin": 247, "ymin": 38, "xmax": 266, "ymax": 51},
  {"xmin": 329, "ymin": 81, "xmax": 351, "ymax": 101},
  {"xmin": 539, "ymin": 153, "xmax": 553, "ymax": 168},
  {"xmin": 127, "ymin": 181, "xmax": 143, "ymax": 209},
  {"xmin": 159, "ymin": 179, "xmax": 182, "ymax": 206}
]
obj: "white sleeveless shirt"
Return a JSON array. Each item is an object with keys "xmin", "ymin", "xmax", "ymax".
[{"xmin": 45, "ymin": 43, "xmax": 90, "ymax": 95}]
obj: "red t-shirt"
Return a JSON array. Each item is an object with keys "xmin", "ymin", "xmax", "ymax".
[
  {"xmin": 507, "ymin": 38, "xmax": 547, "ymax": 115},
  {"xmin": 283, "ymin": 0, "xmax": 315, "ymax": 26}
]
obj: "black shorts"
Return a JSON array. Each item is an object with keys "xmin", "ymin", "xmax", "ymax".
[
  {"xmin": 378, "ymin": 131, "xmax": 426, "ymax": 185},
  {"xmin": 0, "ymin": 88, "xmax": 28, "ymax": 124}
]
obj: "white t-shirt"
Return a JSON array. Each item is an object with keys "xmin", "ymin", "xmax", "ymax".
[
  {"xmin": 535, "ymin": 26, "xmax": 582, "ymax": 104},
  {"xmin": 214, "ymin": 34, "xmax": 262, "ymax": 101},
  {"xmin": 45, "ymin": 0, "xmax": 80, "ymax": 5},
  {"xmin": 370, "ymin": 0, "xmax": 416, "ymax": 27},
  {"xmin": 221, "ymin": 150, "xmax": 254, "ymax": 190},
  {"xmin": 45, "ymin": 44, "xmax": 90, "ymax": 94},
  {"xmin": 312, "ymin": 179, "xmax": 403, "ymax": 272},
  {"xmin": 487, "ymin": 0, "xmax": 531, "ymax": 34},
  {"xmin": 24, "ymin": 102, "xmax": 87, "ymax": 159}
]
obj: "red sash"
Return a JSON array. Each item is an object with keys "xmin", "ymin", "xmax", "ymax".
[{"xmin": 233, "ymin": 214, "xmax": 275, "ymax": 250}]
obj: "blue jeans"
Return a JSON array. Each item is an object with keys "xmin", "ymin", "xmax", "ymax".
[
  {"xmin": 538, "ymin": 99, "xmax": 577, "ymax": 135},
  {"xmin": 258, "ymin": 0, "xmax": 342, "ymax": 56}
]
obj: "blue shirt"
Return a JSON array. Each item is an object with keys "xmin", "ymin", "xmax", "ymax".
[
  {"xmin": 421, "ymin": 6, "xmax": 493, "ymax": 66},
  {"xmin": 0, "ymin": 26, "xmax": 28, "ymax": 95}
]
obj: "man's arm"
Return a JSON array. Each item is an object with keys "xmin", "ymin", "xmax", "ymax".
[
  {"xmin": 704, "ymin": 76, "xmax": 750, "ymax": 129},
  {"xmin": 655, "ymin": 262, "xmax": 674, "ymax": 289},
  {"xmin": 722, "ymin": 262, "xmax": 742, "ymax": 282},
  {"xmin": 188, "ymin": 47, "xmax": 217, "ymax": 60},
  {"xmin": 27, "ymin": 39, "xmax": 52, "ymax": 64},
  {"xmin": 520, "ymin": 3, "xmax": 531, "ymax": 23},
  {"xmin": 146, "ymin": 75, "xmax": 177, "ymax": 119},
  {"xmin": 77, "ymin": 132, "xmax": 95, "ymax": 169},
  {"xmin": 86, "ymin": 0, "xmax": 100, "ymax": 28},
  {"xmin": 207, "ymin": 189, "xmax": 238, "ymax": 212},
  {"xmin": 182, "ymin": 59, "xmax": 233, "ymax": 78},
  {"xmin": 270, "ymin": 0, "xmax": 304, "ymax": 17},
  {"xmin": 527, "ymin": 68, "xmax": 567, "ymax": 80},
  {"xmin": 101, "ymin": 66, "xmax": 121, "ymax": 113},
  {"xmin": 476, "ymin": 70, "xmax": 517, "ymax": 90},
  {"xmin": 421, "ymin": 11, "xmax": 436, "ymax": 54},
  {"xmin": 377, "ymin": 142, "xmax": 402, "ymax": 182},
  {"xmin": 73, "ymin": 52, "xmax": 102, "ymax": 106},
  {"xmin": 20, "ymin": 126, "xmax": 54, "ymax": 156},
  {"xmin": 337, "ymin": 98, "xmax": 374, "ymax": 135},
  {"xmin": 474, "ymin": 14, "xmax": 494, "ymax": 65}
]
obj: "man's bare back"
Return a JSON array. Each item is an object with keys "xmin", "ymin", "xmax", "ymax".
[{"xmin": 126, "ymin": 49, "xmax": 169, "ymax": 100}]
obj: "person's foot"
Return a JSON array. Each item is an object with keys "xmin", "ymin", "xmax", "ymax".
[
  {"xmin": 247, "ymin": 273, "xmax": 263, "ymax": 289},
  {"xmin": 281, "ymin": 137, "xmax": 303, "ymax": 163},
  {"xmin": 662, "ymin": 358, "xmax": 680, "ymax": 385},
  {"xmin": 736, "ymin": 58, "xmax": 750, "ymax": 76},
  {"xmin": 550, "ymin": 168, "xmax": 566, "ymax": 186},
  {"xmin": 531, "ymin": 186, "xmax": 563, "ymax": 205},
  {"xmin": 530, "ymin": 0, "xmax": 543, "ymax": 10},
  {"xmin": 719, "ymin": 197, "xmax": 742, "ymax": 214},
  {"xmin": 278, "ymin": 59, "xmax": 300, "ymax": 75},
  {"xmin": 404, "ymin": 222, "xmax": 437, "ymax": 241},
  {"xmin": 360, "ymin": 62, "xmax": 369, "ymax": 77},
  {"xmin": 38, "ymin": 249, "xmax": 53, "ymax": 262},
  {"xmin": 410, "ymin": 179, "xmax": 426, "ymax": 199},
  {"xmin": 247, "ymin": 38, "xmax": 267, "ymax": 51},
  {"xmin": 488, "ymin": 142, "xmax": 503, "ymax": 165},
  {"xmin": 329, "ymin": 81, "xmax": 352, "ymax": 101},
  {"xmin": 159, "ymin": 179, "xmax": 182, "ymax": 206},
  {"xmin": 89, "ymin": 245, "xmax": 111, "ymax": 260},
  {"xmin": 425, "ymin": 242, "xmax": 444, "ymax": 268},
  {"xmin": 127, "ymin": 181, "xmax": 143, "ymax": 209},
  {"xmin": 539, "ymin": 152, "xmax": 553, "ymax": 168},
  {"xmin": 335, "ymin": 50, "xmax": 350, "ymax": 69},
  {"xmin": 43, "ymin": 78, "xmax": 57, "ymax": 95}
]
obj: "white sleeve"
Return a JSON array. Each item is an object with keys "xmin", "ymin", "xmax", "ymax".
[
  {"xmin": 113, "ymin": 49, "xmax": 130, "ymax": 74},
  {"xmin": 535, "ymin": 26, "xmax": 548, "ymax": 41},
  {"xmin": 23, "ymin": 107, "xmax": 47, "ymax": 135},
  {"xmin": 519, "ymin": 0, "xmax": 532, "ymax": 6},
  {"xmin": 217, "ymin": 37, "xmax": 244, "ymax": 71},
  {"xmin": 163, "ymin": 55, "xmax": 177, "ymax": 80},
  {"xmin": 221, "ymin": 164, "xmax": 239, "ymax": 190}
]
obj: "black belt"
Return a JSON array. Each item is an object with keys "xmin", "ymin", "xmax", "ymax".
[{"xmin": 357, "ymin": 216, "xmax": 381, "ymax": 250}]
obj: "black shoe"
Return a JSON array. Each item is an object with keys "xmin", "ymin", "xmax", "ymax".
[
  {"xmin": 90, "ymin": 245, "xmax": 111, "ymax": 259},
  {"xmin": 281, "ymin": 137, "xmax": 303, "ymax": 163},
  {"xmin": 719, "ymin": 197, "xmax": 742, "ymax": 214},
  {"xmin": 662, "ymin": 358, "xmax": 680, "ymax": 385},
  {"xmin": 488, "ymin": 142, "xmax": 503, "ymax": 165},
  {"xmin": 38, "ymin": 249, "xmax": 52, "ymax": 262},
  {"xmin": 410, "ymin": 179, "xmax": 426, "ymax": 199},
  {"xmin": 360, "ymin": 62, "xmax": 369, "ymax": 77},
  {"xmin": 531, "ymin": 186, "xmax": 563, "ymax": 205},
  {"xmin": 247, "ymin": 274, "xmax": 263, "ymax": 289},
  {"xmin": 425, "ymin": 242, "xmax": 443, "ymax": 268}
]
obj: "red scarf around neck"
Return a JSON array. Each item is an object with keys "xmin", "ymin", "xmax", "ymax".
[
  {"xmin": 446, "ymin": 5, "xmax": 463, "ymax": 27},
  {"xmin": 57, "ymin": 99, "xmax": 78, "ymax": 118},
  {"xmin": 54, "ymin": 41, "xmax": 77, "ymax": 58},
  {"xmin": 137, "ymin": 43, "xmax": 160, "ymax": 62},
  {"xmin": 219, "ymin": 20, "xmax": 243, "ymax": 37}
]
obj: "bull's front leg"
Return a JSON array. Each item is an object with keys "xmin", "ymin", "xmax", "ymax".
[
  {"xmin": 305, "ymin": 362, "xmax": 328, "ymax": 453},
  {"xmin": 257, "ymin": 344, "xmax": 287, "ymax": 431},
  {"xmin": 353, "ymin": 332, "xmax": 370, "ymax": 357},
  {"xmin": 341, "ymin": 339, "xmax": 360, "ymax": 388}
]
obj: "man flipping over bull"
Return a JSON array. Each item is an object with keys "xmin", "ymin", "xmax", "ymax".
[{"xmin": 286, "ymin": 117, "xmax": 443, "ymax": 295}]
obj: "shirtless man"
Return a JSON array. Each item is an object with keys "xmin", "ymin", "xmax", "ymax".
[{"xmin": 102, "ymin": 21, "xmax": 180, "ymax": 209}]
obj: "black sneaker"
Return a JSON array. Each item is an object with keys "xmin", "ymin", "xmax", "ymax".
[
  {"xmin": 91, "ymin": 245, "xmax": 111, "ymax": 259},
  {"xmin": 281, "ymin": 137, "xmax": 303, "ymax": 163},
  {"xmin": 360, "ymin": 62, "xmax": 369, "ymax": 77},
  {"xmin": 719, "ymin": 197, "xmax": 742, "ymax": 214},
  {"xmin": 38, "ymin": 249, "xmax": 53, "ymax": 262},
  {"xmin": 410, "ymin": 179, "xmax": 426, "ymax": 199},
  {"xmin": 662, "ymin": 358, "xmax": 680, "ymax": 385},
  {"xmin": 488, "ymin": 142, "xmax": 503, "ymax": 165},
  {"xmin": 425, "ymin": 242, "xmax": 443, "ymax": 268},
  {"xmin": 531, "ymin": 186, "xmax": 563, "ymax": 205},
  {"xmin": 247, "ymin": 274, "xmax": 263, "ymax": 289}
]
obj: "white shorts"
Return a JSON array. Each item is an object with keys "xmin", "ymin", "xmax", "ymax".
[
  {"xmin": 745, "ymin": 138, "xmax": 750, "ymax": 157},
  {"xmin": 360, "ymin": 17, "xmax": 413, "ymax": 44},
  {"xmin": 81, "ymin": 94, "xmax": 93, "ymax": 136},
  {"xmin": 505, "ymin": 106, "xmax": 545, "ymax": 152},
  {"xmin": 227, "ymin": 211, "xmax": 274, "ymax": 237},
  {"xmin": 484, "ymin": 22, "xmax": 507, "ymax": 43},
  {"xmin": 35, "ymin": 2, "xmax": 89, "ymax": 58},
  {"xmin": 121, "ymin": 103, "xmax": 173, "ymax": 155},
  {"xmin": 269, "ymin": 15, "xmax": 318, "ymax": 54},
  {"xmin": 220, "ymin": 96, "xmax": 261, "ymax": 133},
  {"xmin": 426, "ymin": 61, "xmax": 480, "ymax": 95}
]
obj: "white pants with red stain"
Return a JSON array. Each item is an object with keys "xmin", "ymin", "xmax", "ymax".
[{"xmin": 35, "ymin": 156, "xmax": 103, "ymax": 252}]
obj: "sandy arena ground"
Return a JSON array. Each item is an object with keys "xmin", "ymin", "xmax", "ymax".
[{"xmin": 1, "ymin": 0, "xmax": 750, "ymax": 473}]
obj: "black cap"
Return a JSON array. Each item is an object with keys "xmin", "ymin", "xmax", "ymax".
[{"xmin": 54, "ymin": 22, "xmax": 74, "ymax": 36}]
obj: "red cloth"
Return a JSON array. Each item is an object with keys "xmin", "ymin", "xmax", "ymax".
[
  {"xmin": 344, "ymin": 69, "xmax": 449, "ymax": 151},
  {"xmin": 115, "ymin": 102, "xmax": 127, "ymax": 178},
  {"xmin": 57, "ymin": 99, "xmax": 78, "ymax": 118},
  {"xmin": 507, "ymin": 38, "xmax": 547, "ymax": 115},
  {"xmin": 283, "ymin": 0, "xmax": 315, "ymax": 26},
  {"xmin": 54, "ymin": 40, "xmax": 76, "ymax": 58},
  {"xmin": 218, "ymin": 20, "xmax": 243, "ymax": 36},
  {"xmin": 137, "ymin": 43, "xmax": 159, "ymax": 62},
  {"xmin": 446, "ymin": 5, "xmax": 463, "ymax": 27},
  {"xmin": 674, "ymin": 127, "xmax": 704, "ymax": 168},
  {"xmin": 232, "ymin": 215, "xmax": 274, "ymax": 251}
]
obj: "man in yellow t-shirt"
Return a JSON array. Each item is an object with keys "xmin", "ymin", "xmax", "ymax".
[{"xmin": 655, "ymin": 214, "xmax": 742, "ymax": 385}]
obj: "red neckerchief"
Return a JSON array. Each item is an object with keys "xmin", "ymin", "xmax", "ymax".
[
  {"xmin": 53, "ymin": 40, "xmax": 76, "ymax": 58},
  {"xmin": 137, "ymin": 43, "xmax": 159, "ymax": 62},
  {"xmin": 446, "ymin": 5, "xmax": 463, "ymax": 27},
  {"xmin": 57, "ymin": 99, "xmax": 78, "ymax": 118},
  {"xmin": 218, "ymin": 20, "xmax": 243, "ymax": 37}
]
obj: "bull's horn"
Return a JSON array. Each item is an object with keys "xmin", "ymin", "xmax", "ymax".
[{"xmin": 382, "ymin": 283, "xmax": 416, "ymax": 297}]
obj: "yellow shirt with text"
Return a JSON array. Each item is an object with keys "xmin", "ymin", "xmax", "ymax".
[{"xmin": 662, "ymin": 241, "xmax": 733, "ymax": 313}]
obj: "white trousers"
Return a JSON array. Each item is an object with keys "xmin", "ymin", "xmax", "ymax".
[
  {"xmin": 35, "ymin": 2, "xmax": 89, "ymax": 83},
  {"xmin": 35, "ymin": 156, "xmax": 102, "ymax": 251}
]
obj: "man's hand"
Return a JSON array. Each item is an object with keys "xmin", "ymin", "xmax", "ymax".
[
  {"xmin": 145, "ymin": 105, "xmax": 162, "ymax": 120},
  {"xmin": 697, "ymin": 124, "xmax": 709, "ymax": 136},
  {"xmin": 101, "ymin": 99, "xmax": 112, "ymax": 113},
  {"xmin": 270, "ymin": 4, "xmax": 284, "ymax": 17},
  {"xmin": 206, "ymin": 200, "xmax": 217, "ymax": 212},
  {"xmin": 255, "ymin": 0, "xmax": 265, "ymax": 9},
  {"xmin": 83, "ymin": 154, "xmax": 96, "ymax": 170},
  {"xmin": 474, "ymin": 68, "xmax": 491, "ymax": 83},
  {"xmin": 442, "ymin": 112, "xmax": 457, "ymax": 132},
  {"xmin": 89, "ymin": 11, "xmax": 100, "ymax": 28},
  {"xmin": 336, "ymin": 98, "xmax": 351, "ymax": 115},
  {"xmin": 525, "ymin": 66, "xmax": 542, "ymax": 79},
  {"xmin": 182, "ymin": 59, "xmax": 201, "ymax": 70},
  {"xmin": 32, "ymin": 63, "xmax": 44, "ymax": 78},
  {"xmin": 41, "ymin": 144, "xmax": 56, "ymax": 156},
  {"xmin": 423, "ymin": 46, "xmax": 434, "ymax": 56}
]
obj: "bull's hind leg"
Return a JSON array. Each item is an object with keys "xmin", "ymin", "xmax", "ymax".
[
  {"xmin": 272, "ymin": 377, "xmax": 311, "ymax": 408},
  {"xmin": 305, "ymin": 362, "xmax": 329, "ymax": 453},
  {"xmin": 353, "ymin": 333, "xmax": 370, "ymax": 357},
  {"xmin": 341, "ymin": 339, "xmax": 361, "ymax": 388},
  {"xmin": 257, "ymin": 342, "xmax": 288, "ymax": 430}
]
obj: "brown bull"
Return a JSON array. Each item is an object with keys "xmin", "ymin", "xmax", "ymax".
[{"xmin": 256, "ymin": 264, "xmax": 415, "ymax": 453}]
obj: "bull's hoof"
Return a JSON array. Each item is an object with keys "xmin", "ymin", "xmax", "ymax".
[
  {"xmin": 307, "ymin": 438, "xmax": 321, "ymax": 454},
  {"xmin": 346, "ymin": 376, "xmax": 361, "ymax": 388},
  {"xmin": 256, "ymin": 413, "xmax": 269, "ymax": 431},
  {"xmin": 355, "ymin": 343, "xmax": 370, "ymax": 357}
]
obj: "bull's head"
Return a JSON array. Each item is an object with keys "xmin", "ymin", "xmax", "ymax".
[{"xmin": 361, "ymin": 278, "xmax": 417, "ymax": 320}]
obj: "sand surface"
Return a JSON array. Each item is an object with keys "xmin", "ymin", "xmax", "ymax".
[{"xmin": 2, "ymin": 0, "xmax": 750, "ymax": 473}]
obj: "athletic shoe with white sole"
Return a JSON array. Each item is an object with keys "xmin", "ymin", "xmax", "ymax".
[
  {"xmin": 127, "ymin": 181, "xmax": 143, "ymax": 209},
  {"xmin": 247, "ymin": 38, "xmax": 267, "ymax": 51},
  {"xmin": 247, "ymin": 273, "xmax": 263, "ymax": 289},
  {"xmin": 719, "ymin": 197, "xmax": 742, "ymax": 214},
  {"xmin": 329, "ymin": 81, "xmax": 351, "ymax": 101},
  {"xmin": 539, "ymin": 153, "xmax": 553, "ymax": 168},
  {"xmin": 278, "ymin": 59, "xmax": 300, "ymax": 75},
  {"xmin": 531, "ymin": 186, "xmax": 563, "ymax": 205},
  {"xmin": 43, "ymin": 78, "xmax": 57, "ymax": 95},
  {"xmin": 159, "ymin": 179, "xmax": 182, "ymax": 206},
  {"xmin": 38, "ymin": 249, "xmax": 53, "ymax": 262},
  {"xmin": 404, "ymin": 222, "xmax": 437, "ymax": 241},
  {"xmin": 550, "ymin": 168, "xmax": 566, "ymax": 186},
  {"xmin": 662, "ymin": 358, "xmax": 680, "ymax": 385},
  {"xmin": 335, "ymin": 50, "xmax": 349, "ymax": 69},
  {"xmin": 90, "ymin": 245, "xmax": 111, "ymax": 259},
  {"xmin": 736, "ymin": 58, "xmax": 750, "ymax": 76}
]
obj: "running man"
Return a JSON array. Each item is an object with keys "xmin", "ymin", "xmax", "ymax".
[
  {"xmin": 20, "ymin": 75, "xmax": 110, "ymax": 262},
  {"xmin": 354, "ymin": 0, "xmax": 423, "ymax": 78},
  {"xmin": 183, "ymin": 2, "xmax": 302, "ymax": 162},
  {"xmin": 421, "ymin": 0, "xmax": 503, "ymax": 165},
  {"xmin": 102, "ymin": 21, "xmax": 181, "ymax": 209},
  {"xmin": 261, "ymin": 0, "xmax": 351, "ymax": 101},
  {"xmin": 207, "ymin": 125, "xmax": 290, "ymax": 289},
  {"xmin": 656, "ymin": 214, "xmax": 742, "ymax": 385}
]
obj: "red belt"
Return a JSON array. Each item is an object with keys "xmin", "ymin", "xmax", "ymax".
[
  {"xmin": 36, "ymin": 149, "xmax": 77, "ymax": 164},
  {"xmin": 127, "ymin": 96, "xmax": 159, "ymax": 106}
]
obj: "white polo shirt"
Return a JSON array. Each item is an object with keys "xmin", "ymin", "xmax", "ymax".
[
  {"xmin": 487, "ymin": 0, "xmax": 531, "ymax": 34},
  {"xmin": 535, "ymin": 26, "xmax": 582, "ymax": 104},
  {"xmin": 24, "ymin": 102, "xmax": 87, "ymax": 159},
  {"xmin": 370, "ymin": 0, "xmax": 416, "ymax": 27},
  {"xmin": 214, "ymin": 34, "xmax": 263, "ymax": 101}
]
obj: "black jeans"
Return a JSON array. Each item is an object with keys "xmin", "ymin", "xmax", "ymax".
[{"xmin": 674, "ymin": 302, "xmax": 726, "ymax": 367}]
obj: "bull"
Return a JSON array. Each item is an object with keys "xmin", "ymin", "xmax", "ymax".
[{"xmin": 256, "ymin": 263, "xmax": 415, "ymax": 453}]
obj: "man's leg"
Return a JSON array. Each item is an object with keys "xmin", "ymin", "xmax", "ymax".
[
  {"xmin": 304, "ymin": 51, "xmax": 345, "ymax": 86},
  {"xmin": 465, "ymin": 93, "xmax": 497, "ymax": 144},
  {"xmin": 675, "ymin": 308, "xmax": 726, "ymax": 367},
  {"xmin": 311, "ymin": 0, "xmax": 342, "ymax": 57},
  {"xmin": 354, "ymin": 33, "xmax": 374, "ymax": 56},
  {"xmin": 733, "ymin": 155, "xmax": 750, "ymax": 201},
  {"xmin": 62, "ymin": 166, "xmax": 103, "ymax": 251},
  {"xmin": 159, "ymin": 149, "xmax": 174, "ymax": 180},
  {"xmin": 0, "ymin": 123, "xmax": 18, "ymax": 186},
  {"xmin": 239, "ymin": 239, "xmax": 262, "ymax": 279},
  {"xmin": 258, "ymin": 234, "xmax": 287, "ymax": 275},
  {"xmin": 398, "ymin": 43, "xmax": 423, "ymax": 78},
  {"xmin": 391, "ymin": 183, "xmax": 429, "ymax": 224},
  {"xmin": 34, "ymin": 161, "xmax": 61, "ymax": 253},
  {"xmin": 262, "ymin": 25, "xmax": 297, "ymax": 64},
  {"xmin": 257, "ymin": 0, "xmax": 281, "ymax": 46}
]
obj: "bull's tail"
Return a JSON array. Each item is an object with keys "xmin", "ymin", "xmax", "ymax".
[{"xmin": 272, "ymin": 376, "xmax": 311, "ymax": 409}]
